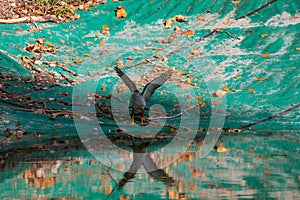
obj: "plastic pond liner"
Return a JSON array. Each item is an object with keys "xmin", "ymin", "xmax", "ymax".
[{"xmin": 0, "ymin": 0, "xmax": 300, "ymax": 199}]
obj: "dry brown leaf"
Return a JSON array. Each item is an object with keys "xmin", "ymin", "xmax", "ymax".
[
  {"xmin": 21, "ymin": 56, "xmax": 33, "ymax": 63},
  {"xmin": 262, "ymin": 52, "xmax": 270, "ymax": 58},
  {"xmin": 213, "ymin": 90, "xmax": 227, "ymax": 97},
  {"xmin": 102, "ymin": 25, "xmax": 110, "ymax": 31},
  {"xmin": 260, "ymin": 33, "xmax": 268, "ymax": 37},
  {"xmin": 183, "ymin": 30, "xmax": 194, "ymax": 36},
  {"xmin": 212, "ymin": 99, "xmax": 223, "ymax": 105},
  {"xmin": 74, "ymin": 59, "xmax": 83, "ymax": 64},
  {"xmin": 223, "ymin": 86, "xmax": 229, "ymax": 92},
  {"xmin": 174, "ymin": 15, "xmax": 187, "ymax": 22},
  {"xmin": 248, "ymin": 88, "xmax": 255, "ymax": 93},
  {"xmin": 115, "ymin": 6, "xmax": 127, "ymax": 18},
  {"xmin": 264, "ymin": 169, "xmax": 271, "ymax": 175},
  {"xmin": 45, "ymin": 41, "xmax": 54, "ymax": 47},
  {"xmin": 256, "ymin": 77, "xmax": 268, "ymax": 81},
  {"xmin": 198, "ymin": 102, "xmax": 207, "ymax": 106},
  {"xmin": 217, "ymin": 146, "xmax": 230, "ymax": 153},
  {"xmin": 223, "ymin": 19, "xmax": 229, "ymax": 25},
  {"xmin": 164, "ymin": 18, "xmax": 173, "ymax": 28},
  {"xmin": 115, "ymin": 61, "xmax": 123, "ymax": 66}
]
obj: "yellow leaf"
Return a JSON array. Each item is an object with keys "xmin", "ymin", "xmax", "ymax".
[
  {"xmin": 262, "ymin": 52, "xmax": 270, "ymax": 58},
  {"xmin": 195, "ymin": 96, "xmax": 201, "ymax": 100},
  {"xmin": 95, "ymin": 33, "xmax": 101, "ymax": 38},
  {"xmin": 183, "ymin": 30, "xmax": 194, "ymax": 36},
  {"xmin": 74, "ymin": 59, "xmax": 83, "ymax": 64},
  {"xmin": 234, "ymin": 75, "xmax": 241, "ymax": 79},
  {"xmin": 100, "ymin": 40, "xmax": 105, "ymax": 46},
  {"xmin": 256, "ymin": 77, "xmax": 268, "ymax": 81},
  {"xmin": 223, "ymin": 19, "xmax": 229, "ymax": 25},
  {"xmin": 45, "ymin": 41, "xmax": 54, "ymax": 47},
  {"xmin": 223, "ymin": 86, "xmax": 229, "ymax": 92},
  {"xmin": 85, "ymin": 54, "xmax": 91, "ymax": 57},
  {"xmin": 248, "ymin": 88, "xmax": 255, "ymax": 93},
  {"xmin": 102, "ymin": 25, "xmax": 110, "ymax": 31},
  {"xmin": 217, "ymin": 146, "xmax": 230, "ymax": 153},
  {"xmin": 115, "ymin": 6, "xmax": 127, "ymax": 18},
  {"xmin": 260, "ymin": 33, "xmax": 268, "ymax": 37},
  {"xmin": 115, "ymin": 61, "xmax": 123, "ymax": 66},
  {"xmin": 296, "ymin": 47, "xmax": 300, "ymax": 50}
]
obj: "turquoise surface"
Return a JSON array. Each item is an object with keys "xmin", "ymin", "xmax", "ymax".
[{"xmin": 0, "ymin": 0, "xmax": 300, "ymax": 199}]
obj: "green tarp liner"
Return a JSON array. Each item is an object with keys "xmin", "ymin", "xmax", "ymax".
[{"xmin": 0, "ymin": 0, "xmax": 300, "ymax": 199}]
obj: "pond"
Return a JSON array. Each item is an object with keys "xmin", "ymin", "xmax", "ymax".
[{"xmin": 1, "ymin": 130, "xmax": 299, "ymax": 199}]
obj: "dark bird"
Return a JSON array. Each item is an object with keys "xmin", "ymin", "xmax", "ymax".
[{"xmin": 114, "ymin": 67, "xmax": 171, "ymax": 124}]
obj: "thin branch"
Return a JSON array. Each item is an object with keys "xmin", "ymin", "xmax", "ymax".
[
  {"xmin": 148, "ymin": 104, "xmax": 199, "ymax": 120},
  {"xmin": 242, "ymin": 103, "xmax": 300, "ymax": 129},
  {"xmin": 235, "ymin": 0, "xmax": 278, "ymax": 20}
]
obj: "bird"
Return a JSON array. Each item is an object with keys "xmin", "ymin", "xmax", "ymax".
[{"xmin": 114, "ymin": 67, "xmax": 171, "ymax": 124}]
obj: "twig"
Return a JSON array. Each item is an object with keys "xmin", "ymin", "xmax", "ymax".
[
  {"xmin": 148, "ymin": 104, "xmax": 199, "ymax": 120},
  {"xmin": 105, "ymin": 156, "xmax": 118, "ymax": 200},
  {"xmin": 0, "ymin": 15, "xmax": 57, "ymax": 24},
  {"xmin": 241, "ymin": 103, "xmax": 300, "ymax": 129},
  {"xmin": 235, "ymin": 0, "xmax": 278, "ymax": 20}
]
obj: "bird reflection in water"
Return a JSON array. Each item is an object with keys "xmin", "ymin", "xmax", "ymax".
[{"xmin": 117, "ymin": 136, "xmax": 176, "ymax": 189}]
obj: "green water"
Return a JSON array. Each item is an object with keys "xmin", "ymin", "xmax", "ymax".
[
  {"xmin": 1, "ymin": 0, "xmax": 300, "ymax": 199},
  {"xmin": 0, "ymin": 131, "xmax": 299, "ymax": 199}
]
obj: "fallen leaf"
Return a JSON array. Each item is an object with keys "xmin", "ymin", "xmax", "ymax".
[
  {"xmin": 164, "ymin": 18, "xmax": 173, "ymax": 28},
  {"xmin": 183, "ymin": 30, "xmax": 194, "ymax": 36},
  {"xmin": 212, "ymin": 99, "xmax": 223, "ymax": 105},
  {"xmin": 217, "ymin": 146, "xmax": 230, "ymax": 153},
  {"xmin": 174, "ymin": 104, "xmax": 181, "ymax": 107},
  {"xmin": 195, "ymin": 96, "xmax": 201, "ymax": 100},
  {"xmin": 260, "ymin": 33, "xmax": 268, "ymax": 37},
  {"xmin": 115, "ymin": 61, "xmax": 123, "ymax": 66},
  {"xmin": 21, "ymin": 56, "xmax": 33, "ymax": 63},
  {"xmin": 115, "ymin": 6, "xmax": 127, "ymax": 18},
  {"xmin": 95, "ymin": 33, "xmax": 101, "ymax": 38},
  {"xmin": 223, "ymin": 86, "xmax": 229, "ymax": 92},
  {"xmin": 264, "ymin": 169, "xmax": 271, "ymax": 175},
  {"xmin": 262, "ymin": 52, "xmax": 270, "ymax": 58},
  {"xmin": 101, "ymin": 87, "xmax": 106, "ymax": 92},
  {"xmin": 296, "ymin": 47, "xmax": 300, "ymax": 50},
  {"xmin": 206, "ymin": 8, "xmax": 210, "ymax": 13},
  {"xmin": 213, "ymin": 90, "xmax": 227, "ymax": 97},
  {"xmin": 85, "ymin": 54, "xmax": 91, "ymax": 57},
  {"xmin": 256, "ymin": 77, "xmax": 268, "ymax": 81},
  {"xmin": 100, "ymin": 40, "xmax": 105, "ymax": 46},
  {"xmin": 198, "ymin": 102, "xmax": 207, "ymax": 106},
  {"xmin": 223, "ymin": 19, "xmax": 229, "ymax": 25},
  {"xmin": 102, "ymin": 25, "xmax": 110, "ymax": 31},
  {"xmin": 45, "ymin": 41, "xmax": 54, "ymax": 47},
  {"xmin": 74, "ymin": 59, "xmax": 83, "ymax": 64},
  {"xmin": 248, "ymin": 88, "xmax": 255, "ymax": 93},
  {"xmin": 234, "ymin": 75, "xmax": 241, "ymax": 79},
  {"xmin": 174, "ymin": 15, "xmax": 187, "ymax": 22}
]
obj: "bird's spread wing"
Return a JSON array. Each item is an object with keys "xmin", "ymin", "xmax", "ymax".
[
  {"xmin": 142, "ymin": 70, "xmax": 172, "ymax": 102},
  {"xmin": 114, "ymin": 67, "xmax": 137, "ymax": 92}
]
